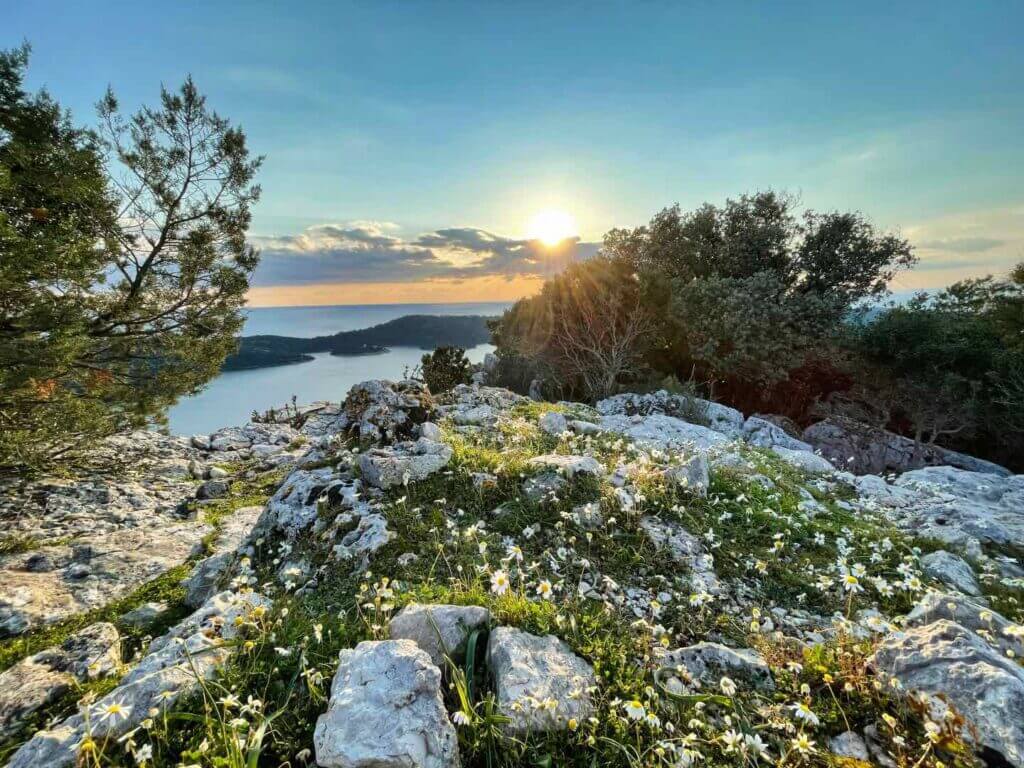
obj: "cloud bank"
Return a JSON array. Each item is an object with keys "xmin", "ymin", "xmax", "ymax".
[{"xmin": 250, "ymin": 222, "xmax": 600, "ymax": 286}]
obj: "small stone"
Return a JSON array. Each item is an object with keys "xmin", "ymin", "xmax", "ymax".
[
  {"xmin": 663, "ymin": 454, "xmax": 710, "ymax": 497},
  {"xmin": 829, "ymin": 731, "xmax": 870, "ymax": 761},
  {"xmin": 196, "ymin": 479, "xmax": 230, "ymax": 500},
  {"xmin": 538, "ymin": 411, "xmax": 568, "ymax": 436}
]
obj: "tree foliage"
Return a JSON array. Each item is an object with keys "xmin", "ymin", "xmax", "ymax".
[
  {"xmin": 0, "ymin": 47, "xmax": 261, "ymax": 470},
  {"xmin": 420, "ymin": 346, "xmax": 472, "ymax": 394}
]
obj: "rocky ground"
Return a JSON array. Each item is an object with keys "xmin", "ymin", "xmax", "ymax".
[{"xmin": 0, "ymin": 379, "xmax": 1022, "ymax": 768}]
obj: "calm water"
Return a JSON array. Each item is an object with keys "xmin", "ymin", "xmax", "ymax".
[{"xmin": 166, "ymin": 302, "xmax": 507, "ymax": 435}]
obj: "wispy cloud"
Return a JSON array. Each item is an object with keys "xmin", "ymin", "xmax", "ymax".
[
  {"xmin": 916, "ymin": 236, "xmax": 1005, "ymax": 253},
  {"xmin": 250, "ymin": 222, "xmax": 599, "ymax": 286}
]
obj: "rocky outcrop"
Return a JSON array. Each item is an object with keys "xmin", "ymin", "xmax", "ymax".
[
  {"xmin": 803, "ymin": 417, "xmax": 1010, "ymax": 477},
  {"xmin": 359, "ymin": 438, "xmax": 453, "ymax": 489},
  {"xmin": 389, "ymin": 603, "xmax": 490, "ymax": 668},
  {"xmin": 920, "ymin": 551, "xmax": 981, "ymax": 597},
  {"xmin": 342, "ymin": 379, "xmax": 435, "ymax": 443},
  {"xmin": 658, "ymin": 642, "xmax": 773, "ymax": 693},
  {"xmin": 742, "ymin": 416, "xmax": 812, "ymax": 452},
  {"xmin": 8, "ymin": 591, "xmax": 269, "ymax": 768},
  {"xmin": 487, "ymin": 627, "xmax": 596, "ymax": 734},
  {"xmin": 314, "ymin": 640, "xmax": 459, "ymax": 768},
  {"xmin": 0, "ymin": 623, "xmax": 120, "ymax": 739},
  {"xmin": 183, "ymin": 504, "xmax": 263, "ymax": 608},
  {"xmin": 872, "ymin": 618, "xmax": 1024, "ymax": 768},
  {"xmin": 662, "ymin": 454, "xmax": 711, "ymax": 496},
  {"xmin": 600, "ymin": 413, "xmax": 729, "ymax": 454}
]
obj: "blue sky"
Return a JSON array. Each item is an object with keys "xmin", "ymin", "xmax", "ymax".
[{"xmin": 8, "ymin": 1, "xmax": 1024, "ymax": 304}]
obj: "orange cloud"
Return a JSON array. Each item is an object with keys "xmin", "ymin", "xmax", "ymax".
[{"xmin": 246, "ymin": 275, "xmax": 545, "ymax": 307}]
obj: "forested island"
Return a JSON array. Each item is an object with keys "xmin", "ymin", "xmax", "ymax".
[{"xmin": 221, "ymin": 314, "xmax": 494, "ymax": 370}]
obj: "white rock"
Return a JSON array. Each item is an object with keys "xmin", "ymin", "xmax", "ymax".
[
  {"xmin": 742, "ymin": 416, "xmax": 812, "ymax": 451},
  {"xmin": 640, "ymin": 516, "xmax": 722, "ymax": 594},
  {"xmin": 663, "ymin": 454, "xmax": 710, "ymax": 497},
  {"xmin": 527, "ymin": 454, "xmax": 602, "ymax": 478},
  {"xmin": 487, "ymin": 627, "xmax": 596, "ymax": 734},
  {"xmin": 769, "ymin": 445, "xmax": 836, "ymax": 474},
  {"xmin": 920, "ymin": 551, "xmax": 982, "ymax": 597},
  {"xmin": 600, "ymin": 413, "xmax": 729, "ymax": 453},
  {"xmin": 538, "ymin": 411, "xmax": 568, "ymax": 436},
  {"xmin": 314, "ymin": 640, "xmax": 459, "ymax": 768},
  {"xmin": 659, "ymin": 642, "xmax": 773, "ymax": 691},
  {"xmin": 359, "ymin": 438, "xmax": 453, "ymax": 489},
  {"xmin": 829, "ymin": 731, "xmax": 870, "ymax": 761}
]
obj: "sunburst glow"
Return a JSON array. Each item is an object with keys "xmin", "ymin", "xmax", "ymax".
[{"xmin": 526, "ymin": 209, "xmax": 577, "ymax": 246}]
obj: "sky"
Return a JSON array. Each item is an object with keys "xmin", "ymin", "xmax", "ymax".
[{"xmin": 8, "ymin": 1, "xmax": 1024, "ymax": 306}]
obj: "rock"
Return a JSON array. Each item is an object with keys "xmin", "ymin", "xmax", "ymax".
[
  {"xmin": 872, "ymin": 619, "xmax": 1024, "ymax": 768},
  {"xmin": 487, "ymin": 627, "xmax": 596, "ymax": 734},
  {"xmin": 260, "ymin": 467, "xmax": 352, "ymax": 535},
  {"xmin": 538, "ymin": 411, "xmax": 568, "ymax": 436},
  {"xmin": 207, "ymin": 465, "xmax": 230, "ymax": 479},
  {"xmin": 389, "ymin": 603, "xmax": 490, "ymax": 668},
  {"xmin": 597, "ymin": 391, "xmax": 744, "ymax": 436},
  {"xmin": 569, "ymin": 419, "xmax": 602, "ymax": 436},
  {"xmin": 663, "ymin": 454, "xmax": 710, "ymax": 497},
  {"xmin": 769, "ymin": 445, "xmax": 836, "ymax": 474},
  {"xmin": 802, "ymin": 417, "xmax": 1011, "ymax": 477},
  {"xmin": 314, "ymin": 640, "xmax": 459, "ymax": 768},
  {"xmin": 359, "ymin": 438, "xmax": 453, "ymax": 489},
  {"xmin": 452, "ymin": 404, "xmax": 496, "ymax": 426},
  {"xmin": 600, "ymin": 413, "xmax": 729, "ymax": 453},
  {"xmin": 1, "ymin": 522, "xmax": 210, "ymax": 637},
  {"xmin": 332, "ymin": 512, "xmax": 394, "ymax": 569},
  {"xmin": 522, "ymin": 473, "xmax": 567, "ymax": 503},
  {"xmin": 527, "ymin": 454, "xmax": 602, "ymax": 478},
  {"xmin": 921, "ymin": 551, "xmax": 981, "ymax": 596},
  {"xmin": 659, "ymin": 642, "xmax": 773, "ymax": 691},
  {"xmin": 742, "ymin": 416, "xmax": 812, "ymax": 451},
  {"xmin": 342, "ymin": 379, "xmax": 435, "ymax": 443},
  {"xmin": 482, "ymin": 352, "xmax": 499, "ymax": 375},
  {"xmin": 183, "ymin": 505, "xmax": 264, "ymax": 608},
  {"xmin": 119, "ymin": 601, "xmax": 168, "ymax": 628},
  {"xmin": 829, "ymin": 731, "xmax": 870, "ymax": 761},
  {"xmin": 639, "ymin": 516, "xmax": 722, "ymax": 594},
  {"xmin": 419, "ymin": 421, "xmax": 443, "ymax": 441},
  {"xmin": 885, "ymin": 466, "xmax": 1024, "ymax": 548},
  {"xmin": 7, "ymin": 592, "xmax": 268, "ymax": 768},
  {"xmin": 196, "ymin": 478, "xmax": 230, "ymax": 500},
  {"xmin": 571, "ymin": 502, "xmax": 604, "ymax": 530},
  {"xmin": 0, "ymin": 623, "xmax": 120, "ymax": 739},
  {"xmin": 903, "ymin": 592, "xmax": 1024, "ymax": 659}
]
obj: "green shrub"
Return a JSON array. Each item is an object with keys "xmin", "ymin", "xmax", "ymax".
[{"xmin": 421, "ymin": 345, "xmax": 472, "ymax": 393}]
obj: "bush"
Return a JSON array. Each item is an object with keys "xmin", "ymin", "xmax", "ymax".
[{"xmin": 421, "ymin": 346, "xmax": 472, "ymax": 393}]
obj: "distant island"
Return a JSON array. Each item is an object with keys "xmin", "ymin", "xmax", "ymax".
[{"xmin": 222, "ymin": 314, "xmax": 495, "ymax": 371}]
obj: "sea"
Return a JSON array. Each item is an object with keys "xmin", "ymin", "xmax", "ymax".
[{"xmin": 166, "ymin": 302, "xmax": 508, "ymax": 435}]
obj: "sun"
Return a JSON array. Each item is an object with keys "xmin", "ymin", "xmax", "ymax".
[{"xmin": 527, "ymin": 209, "xmax": 577, "ymax": 246}]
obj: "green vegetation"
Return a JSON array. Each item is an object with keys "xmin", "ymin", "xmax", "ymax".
[
  {"xmin": 0, "ymin": 45, "xmax": 261, "ymax": 473},
  {"xmin": 492, "ymin": 191, "xmax": 1024, "ymax": 470},
  {"xmin": 420, "ymin": 345, "xmax": 473, "ymax": 393}
]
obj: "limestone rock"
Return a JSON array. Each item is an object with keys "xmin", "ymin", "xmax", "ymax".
[
  {"xmin": 183, "ymin": 505, "xmax": 263, "ymax": 608},
  {"xmin": 119, "ymin": 601, "xmax": 168, "ymax": 628},
  {"xmin": 920, "ymin": 551, "xmax": 981, "ymax": 597},
  {"xmin": 663, "ymin": 454, "xmax": 710, "ymax": 497},
  {"xmin": 359, "ymin": 438, "xmax": 453, "ymax": 489},
  {"xmin": 829, "ymin": 731, "xmax": 870, "ymax": 761},
  {"xmin": 742, "ymin": 416, "xmax": 812, "ymax": 452},
  {"xmin": 872, "ymin": 619, "xmax": 1024, "ymax": 768},
  {"xmin": 389, "ymin": 603, "xmax": 490, "ymax": 668},
  {"xmin": 538, "ymin": 411, "xmax": 568, "ymax": 436},
  {"xmin": 343, "ymin": 379, "xmax": 434, "ymax": 443},
  {"xmin": 769, "ymin": 445, "xmax": 836, "ymax": 474},
  {"xmin": 660, "ymin": 642, "xmax": 773, "ymax": 691},
  {"xmin": 0, "ymin": 623, "xmax": 120, "ymax": 739},
  {"xmin": 639, "ymin": 516, "xmax": 722, "ymax": 594},
  {"xmin": 314, "ymin": 640, "xmax": 459, "ymax": 768},
  {"xmin": 600, "ymin": 413, "xmax": 729, "ymax": 453},
  {"xmin": 522, "ymin": 473, "xmax": 567, "ymax": 503},
  {"xmin": 903, "ymin": 592, "xmax": 1024, "ymax": 659},
  {"xmin": 527, "ymin": 454, "xmax": 602, "ymax": 478},
  {"xmin": 487, "ymin": 627, "xmax": 595, "ymax": 734}
]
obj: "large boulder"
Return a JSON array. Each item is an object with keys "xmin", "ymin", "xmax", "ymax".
[
  {"xmin": 487, "ymin": 627, "xmax": 596, "ymax": 734},
  {"xmin": 314, "ymin": 640, "xmax": 459, "ymax": 768},
  {"xmin": 389, "ymin": 603, "xmax": 490, "ymax": 668},
  {"xmin": 359, "ymin": 438, "xmax": 453, "ymax": 489},
  {"xmin": 662, "ymin": 454, "xmax": 711, "ymax": 497},
  {"xmin": 885, "ymin": 466, "xmax": 1024, "ymax": 548},
  {"xmin": 920, "ymin": 551, "xmax": 982, "ymax": 597},
  {"xmin": 769, "ymin": 445, "xmax": 836, "ymax": 474},
  {"xmin": 802, "ymin": 417, "xmax": 1010, "ymax": 477},
  {"xmin": 599, "ymin": 413, "xmax": 729, "ymax": 454},
  {"xmin": 872, "ymin": 619, "xmax": 1024, "ymax": 768},
  {"xmin": 0, "ymin": 623, "xmax": 120, "ymax": 739},
  {"xmin": 597, "ymin": 391, "xmax": 744, "ymax": 437},
  {"xmin": 742, "ymin": 416, "xmax": 812, "ymax": 452}
]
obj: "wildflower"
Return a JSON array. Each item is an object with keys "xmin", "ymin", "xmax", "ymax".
[
  {"xmin": 452, "ymin": 711, "xmax": 471, "ymax": 726},
  {"xmin": 536, "ymin": 579, "xmax": 554, "ymax": 600},
  {"xmin": 720, "ymin": 729, "xmax": 743, "ymax": 753},
  {"xmin": 623, "ymin": 699, "xmax": 646, "ymax": 720},
  {"xmin": 790, "ymin": 733, "xmax": 816, "ymax": 755},
  {"xmin": 100, "ymin": 700, "xmax": 132, "ymax": 723},
  {"xmin": 719, "ymin": 676, "xmax": 737, "ymax": 696},
  {"xmin": 313, "ymin": 623, "xmax": 324, "ymax": 644},
  {"xmin": 567, "ymin": 717, "xmax": 579, "ymax": 731},
  {"xmin": 490, "ymin": 569, "xmax": 510, "ymax": 595},
  {"xmin": 788, "ymin": 702, "xmax": 820, "ymax": 726},
  {"xmin": 133, "ymin": 744, "xmax": 153, "ymax": 765},
  {"xmin": 745, "ymin": 733, "xmax": 771, "ymax": 761},
  {"xmin": 219, "ymin": 694, "xmax": 241, "ymax": 710},
  {"xmin": 841, "ymin": 573, "xmax": 863, "ymax": 593}
]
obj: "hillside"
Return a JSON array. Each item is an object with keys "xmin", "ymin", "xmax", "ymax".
[
  {"xmin": 222, "ymin": 314, "xmax": 495, "ymax": 370},
  {"xmin": 1, "ymin": 379, "xmax": 1022, "ymax": 768}
]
